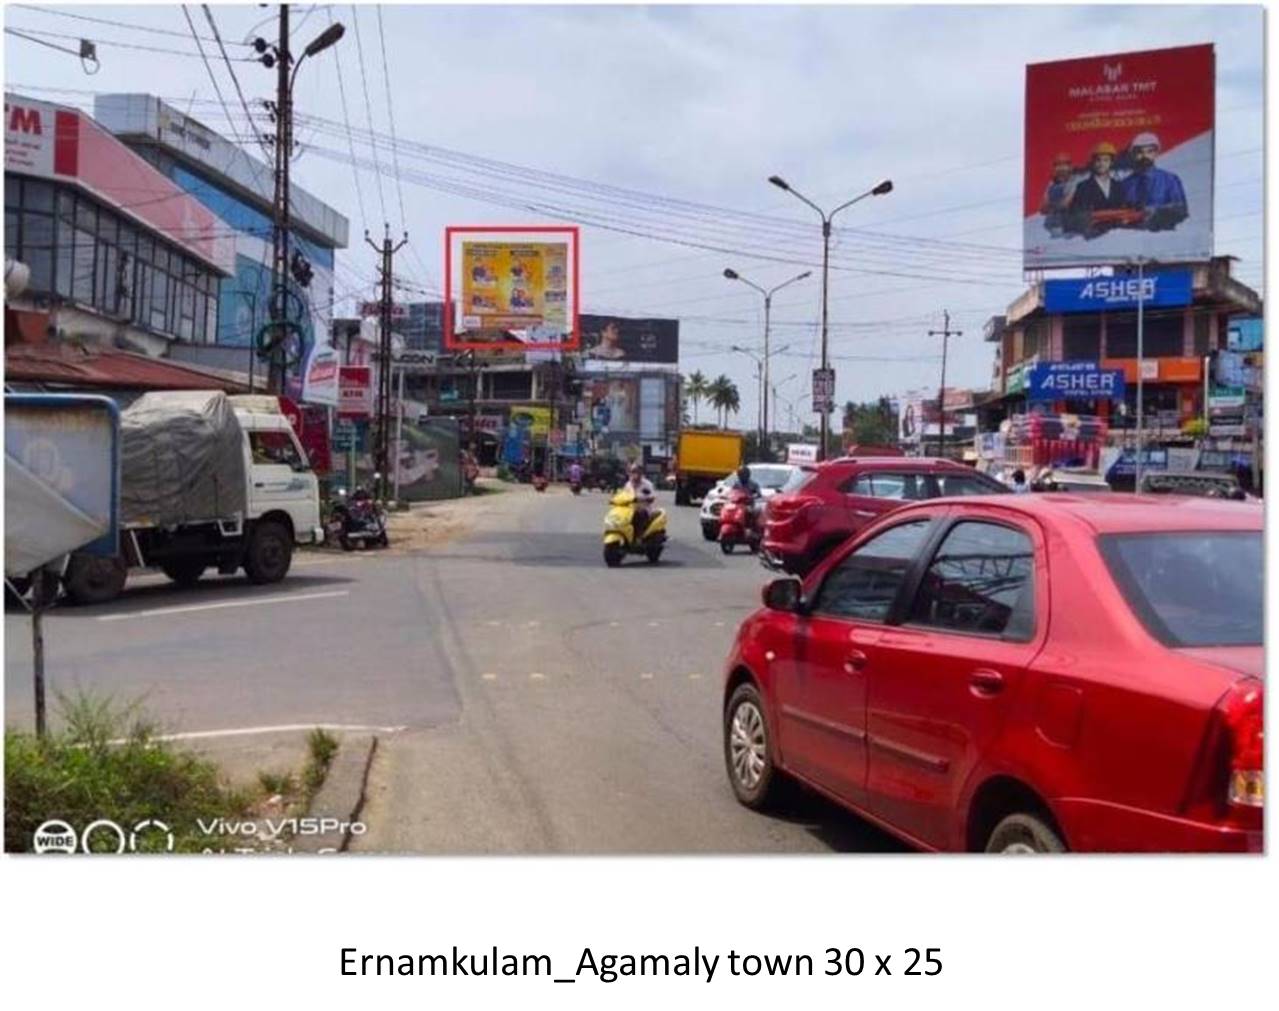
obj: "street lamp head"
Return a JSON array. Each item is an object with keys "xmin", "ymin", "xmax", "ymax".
[
  {"xmin": 723, "ymin": 268, "xmax": 739, "ymax": 280},
  {"xmin": 304, "ymin": 22, "xmax": 345, "ymax": 58},
  {"xmin": 872, "ymin": 179, "xmax": 893, "ymax": 196},
  {"xmin": 768, "ymin": 175, "xmax": 790, "ymax": 191}
]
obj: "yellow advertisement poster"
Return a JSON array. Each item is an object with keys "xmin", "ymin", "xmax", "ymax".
[
  {"xmin": 461, "ymin": 242, "xmax": 567, "ymax": 332},
  {"xmin": 510, "ymin": 405, "xmax": 552, "ymax": 437}
]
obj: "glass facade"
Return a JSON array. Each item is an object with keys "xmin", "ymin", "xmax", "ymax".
[{"xmin": 4, "ymin": 175, "xmax": 220, "ymax": 343}]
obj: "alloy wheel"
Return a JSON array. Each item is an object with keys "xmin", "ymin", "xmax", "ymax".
[{"xmin": 729, "ymin": 700, "xmax": 767, "ymax": 789}]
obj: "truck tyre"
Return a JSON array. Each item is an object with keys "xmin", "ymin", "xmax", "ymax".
[
  {"xmin": 244, "ymin": 521, "xmax": 293, "ymax": 584},
  {"xmin": 64, "ymin": 554, "xmax": 128, "ymax": 605},
  {"xmin": 161, "ymin": 560, "xmax": 206, "ymax": 587},
  {"xmin": 674, "ymin": 483, "xmax": 689, "ymax": 506}
]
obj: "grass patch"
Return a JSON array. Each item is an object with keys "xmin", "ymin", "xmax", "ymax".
[
  {"xmin": 4, "ymin": 691, "xmax": 252, "ymax": 854},
  {"xmin": 302, "ymin": 728, "xmax": 340, "ymax": 800},
  {"xmin": 257, "ymin": 770, "xmax": 298, "ymax": 797}
]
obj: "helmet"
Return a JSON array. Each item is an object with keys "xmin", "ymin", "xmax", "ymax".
[
  {"xmin": 629, "ymin": 461, "xmax": 643, "ymax": 475},
  {"xmin": 736, "ymin": 465, "xmax": 751, "ymax": 482},
  {"xmin": 1091, "ymin": 141, "xmax": 1117, "ymax": 158},
  {"xmin": 1130, "ymin": 132, "xmax": 1161, "ymax": 152}
]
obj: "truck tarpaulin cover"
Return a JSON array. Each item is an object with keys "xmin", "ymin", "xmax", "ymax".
[{"xmin": 120, "ymin": 391, "xmax": 246, "ymax": 526}]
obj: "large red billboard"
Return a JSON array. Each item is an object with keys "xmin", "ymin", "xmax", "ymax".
[{"xmin": 1023, "ymin": 44, "xmax": 1214, "ymax": 268}]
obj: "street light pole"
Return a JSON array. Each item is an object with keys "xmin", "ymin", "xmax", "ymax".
[
  {"xmin": 723, "ymin": 268, "xmax": 810, "ymax": 457},
  {"xmin": 768, "ymin": 175, "xmax": 892, "ymax": 461}
]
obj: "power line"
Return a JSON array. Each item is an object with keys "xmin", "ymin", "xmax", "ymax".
[
  {"xmin": 374, "ymin": 4, "xmax": 408, "ymax": 229},
  {"xmin": 325, "ymin": 5, "xmax": 368, "ymax": 231},
  {"xmin": 201, "ymin": 4, "xmax": 270, "ymax": 159},
  {"xmin": 12, "ymin": 4, "xmax": 234, "ymax": 43},
  {"xmin": 4, "ymin": 23, "xmax": 256, "ymax": 59},
  {"xmin": 348, "ymin": 5, "xmax": 389, "ymax": 225},
  {"xmin": 180, "ymin": 5, "xmax": 240, "ymax": 175}
]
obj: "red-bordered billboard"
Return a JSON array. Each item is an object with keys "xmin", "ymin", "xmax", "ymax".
[
  {"xmin": 443, "ymin": 225, "xmax": 580, "ymax": 351},
  {"xmin": 1023, "ymin": 44, "xmax": 1214, "ymax": 268}
]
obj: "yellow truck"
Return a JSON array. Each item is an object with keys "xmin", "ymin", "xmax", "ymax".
[{"xmin": 674, "ymin": 430, "xmax": 745, "ymax": 505}]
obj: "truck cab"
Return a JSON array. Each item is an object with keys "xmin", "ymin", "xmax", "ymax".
[{"xmin": 232, "ymin": 402, "xmax": 324, "ymax": 547}]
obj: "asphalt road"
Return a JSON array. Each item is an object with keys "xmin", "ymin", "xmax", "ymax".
[{"xmin": 5, "ymin": 485, "xmax": 903, "ymax": 854}]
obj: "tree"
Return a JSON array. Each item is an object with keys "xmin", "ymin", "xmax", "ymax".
[
  {"xmin": 707, "ymin": 375, "xmax": 732, "ymax": 428},
  {"xmin": 684, "ymin": 370, "xmax": 709, "ymax": 425},
  {"xmin": 842, "ymin": 396, "xmax": 898, "ymax": 448}
]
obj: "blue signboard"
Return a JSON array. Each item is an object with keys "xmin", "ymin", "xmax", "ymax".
[
  {"xmin": 1044, "ymin": 271, "xmax": 1193, "ymax": 313},
  {"xmin": 332, "ymin": 419, "xmax": 369, "ymax": 453},
  {"xmin": 1028, "ymin": 362, "xmax": 1127, "ymax": 403},
  {"xmin": 1106, "ymin": 448, "xmax": 1168, "ymax": 481}
]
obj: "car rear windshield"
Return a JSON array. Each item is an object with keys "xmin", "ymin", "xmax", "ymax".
[
  {"xmin": 780, "ymin": 467, "xmax": 817, "ymax": 494},
  {"xmin": 1100, "ymin": 531, "xmax": 1262, "ymax": 647},
  {"xmin": 753, "ymin": 466, "xmax": 794, "ymax": 490}
]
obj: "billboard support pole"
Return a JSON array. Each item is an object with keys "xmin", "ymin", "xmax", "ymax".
[{"xmin": 1135, "ymin": 258, "xmax": 1146, "ymax": 493}]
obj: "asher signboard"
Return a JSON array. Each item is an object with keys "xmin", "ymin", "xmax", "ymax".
[
  {"xmin": 1044, "ymin": 270, "xmax": 1192, "ymax": 313},
  {"xmin": 1028, "ymin": 362, "xmax": 1127, "ymax": 402}
]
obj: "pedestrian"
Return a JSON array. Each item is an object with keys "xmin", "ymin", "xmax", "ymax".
[{"xmin": 1011, "ymin": 468, "xmax": 1030, "ymax": 494}]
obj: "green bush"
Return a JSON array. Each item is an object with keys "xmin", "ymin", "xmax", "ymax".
[{"xmin": 4, "ymin": 693, "xmax": 252, "ymax": 854}]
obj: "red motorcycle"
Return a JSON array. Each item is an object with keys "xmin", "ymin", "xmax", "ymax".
[{"xmin": 718, "ymin": 487, "xmax": 761, "ymax": 554}]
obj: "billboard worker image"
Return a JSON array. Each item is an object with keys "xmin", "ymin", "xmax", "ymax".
[
  {"xmin": 1064, "ymin": 141, "xmax": 1126, "ymax": 238},
  {"xmin": 1119, "ymin": 132, "xmax": 1189, "ymax": 231},
  {"xmin": 1039, "ymin": 153, "xmax": 1078, "ymax": 236}
]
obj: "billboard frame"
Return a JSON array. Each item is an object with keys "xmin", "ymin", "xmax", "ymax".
[{"xmin": 443, "ymin": 225, "xmax": 580, "ymax": 352}]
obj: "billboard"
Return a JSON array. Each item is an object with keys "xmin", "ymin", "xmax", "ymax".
[
  {"xmin": 588, "ymin": 378, "xmax": 638, "ymax": 432},
  {"xmin": 1024, "ymin": 45, "xmax": 1214, "ymax": 268},
  {"xmin": 580, "ymin": 315, "xmax": 679, "ymax": 365}
]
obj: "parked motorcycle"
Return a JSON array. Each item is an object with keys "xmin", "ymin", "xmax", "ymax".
[
  {"xmin": 717, "ymin": 486, "xmax": 761, "ymax": 554},
  {"xmin": 329, "ymin": 484, "xmax": 389, "ymax": 550},
  {"xmin": 602, "ymin": 488, "xmax": 668, "ymax": 567}
]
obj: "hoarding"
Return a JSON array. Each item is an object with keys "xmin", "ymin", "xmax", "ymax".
[
  {"xmin": 589, "ymin": 378, "xmax": 638, "ymax": 432},
  {"xmin": 1043, "ymin": 270, "xmax": 1192, "ymax": 313},
  {"xmin": 1023, "ymin": 45, "xmax": 1214, "ymax": 268},
  {"xmin": 1028, "ymin": 362, "xmax": 1127, "ymax": 402},
  {"xmin": 509, "ymin": 405, "xmax": 552, "ymax": 438},
  {"xmin": 580, "ymin": 315, "xmax": 679, "ymax": 365}
]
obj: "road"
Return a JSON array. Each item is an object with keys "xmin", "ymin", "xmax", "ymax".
[{"xmin": 5, "ymin": 485, "xmax": 903, "ymax": 854}]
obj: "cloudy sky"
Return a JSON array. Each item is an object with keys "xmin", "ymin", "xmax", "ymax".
[{"xmin": 4, "ymin": 3, "xmax": 1264, "ymax": 425}]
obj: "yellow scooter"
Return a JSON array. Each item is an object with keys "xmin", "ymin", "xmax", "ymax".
[{"xmin": 602, "ymin": 488, "xmax": 668, "ymax": 567}]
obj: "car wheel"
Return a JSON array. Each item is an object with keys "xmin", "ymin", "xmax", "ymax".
[
  {"xmin": 160, "ymin": 560, "xmax": 206, "ymax": 587},
  {"xmin": 244, "ymin": 521, "xmax": 292, "ymax": 584},
  {"xmin": 724, "ymin": 683, "xmax": 784, "ymax": 810},
  {"xmin": 985, "ymin": 813, "xmax": 1066, "ymax": 854}
]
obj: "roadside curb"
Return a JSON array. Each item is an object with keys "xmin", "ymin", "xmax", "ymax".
[{"xmin": 293, "ymin": 733, "xmax": 379, "ymax": 853}]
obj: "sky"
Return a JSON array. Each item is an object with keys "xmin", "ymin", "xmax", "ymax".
[{"xmin": 3, "ymin": 3, "xmax": 1265, "ymax": 429}]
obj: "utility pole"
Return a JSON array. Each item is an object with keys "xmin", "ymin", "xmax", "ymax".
[
  {"xmin": 366, "ymin": 226, "xmax": 408, "ymax": 502},
  {"xmin": 266, "ymin": 3, "xmax": 292, "ymax": 394},
  {"xmin": 928, "ymin": 311, "xmax": 962, "ymax": 459}
]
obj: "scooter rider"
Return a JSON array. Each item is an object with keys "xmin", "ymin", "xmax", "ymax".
[
  {"xmin": 627, "ymin": 462, "xmax": 656, "ymax": 533},
  {"xmin": 735, "ymin": 465, "xmax": 763, "ymax": 526}
]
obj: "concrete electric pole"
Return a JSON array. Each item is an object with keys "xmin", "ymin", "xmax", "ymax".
[
  {"xmin": 928, "ymin": 311, "xmax": 962, "ymax": 459},
  {"xmin": 366, "ymin": 226, "xmax": 408, "ymax": 502}
]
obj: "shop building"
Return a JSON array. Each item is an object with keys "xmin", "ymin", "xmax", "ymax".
[
  {"xmin": 92, "ymin": 93, "xmax": 348, "ymax": 400},
  {"xmin": 5, "ymin": 92, "xmax": 234, "ymax": 357}
]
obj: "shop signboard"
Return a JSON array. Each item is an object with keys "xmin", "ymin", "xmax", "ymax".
[
  {"xmin": 337, "ymin": 366, "xmax": 372, "ymax": 419},
  {"xmin": 1023, "ymin": 44, "xmax": 1215, "ymax": 268},
  {"xmin": 332, "ymin": 419, "xmax": 368, "ymax": 453},
  {"xmin": 787, "ymin": 443, "xmax": 819, "ymax": 465},
  {"xmin": 812, "ymin": 368, "xmax": 836, "ymax": 414},
  {"xmin": 1104, "ymin": 446, "xmax": 1168, "ymax": 480},
  {"xmin": 1043, "ymin": 271, "xmax": 1192, "ymax": 313},
  {"xmin": 1028, "ymin": 361, "xmax": 1126, "ymax": 402}
]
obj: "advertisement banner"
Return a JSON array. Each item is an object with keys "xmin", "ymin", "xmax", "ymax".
[
  {"xmin": 1024, "ymin": 44, "xmax": 1214, "ymax": 268},
  {"xmin": 298, "ymin": 404, "xmax": 332, "ymax": 474},
  {"xmin": 787, "ymin": 443, "xmax": 818, "ymax": 465},
  {"xmin": 812, "ymin": 368, "xmax": 836, "ymax": 414},
  {"xmin": 1028, "ymin": 361, "xmax": 1127, "ymax": 402},
  {"xmin": 1044, "ymin": 270, "xmax": 1192, "ymax": 313},
  {"xmin": 509, "ymin": 405, "xmax": 552, "ymax": 438},
  {"xmin": 461, "ymin": 242, "xmax": 565, "ymax": 331},
  {"xmin": 589, "ymin": 379, "xmax": 638, "ymax": 432},
  {"xmin": 338, "ymin": 366, "xmax": 372, "ymax": 419},
  {"xmin": 580, "ymin": 315, "xmax": 679, "ymax": 365},
  {"xmin": 301, "ymin": 343, "xmax": 341, "ymax": 406}
]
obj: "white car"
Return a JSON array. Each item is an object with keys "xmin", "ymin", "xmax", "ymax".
[{"xmin": 699, "ymin": 463, "xmax": 798, "ymax": 540}]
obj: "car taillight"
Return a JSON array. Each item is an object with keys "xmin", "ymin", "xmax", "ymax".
[
  {"xmin": 769, "ymin": 495, "xmax": 817, "ymax": 519},
  {"xmin": 1220, "ymin": 682, "xmax": 1263, "ymax": 808}
]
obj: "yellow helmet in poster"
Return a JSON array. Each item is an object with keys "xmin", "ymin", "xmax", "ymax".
[{"xmin": 462, "ymin": 242, "xmax": 567, "ymax": 331}]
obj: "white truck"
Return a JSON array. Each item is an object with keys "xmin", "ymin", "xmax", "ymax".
[{"xmin": 62, "ymin": 392, "xmax": 324, "ymax": 605}]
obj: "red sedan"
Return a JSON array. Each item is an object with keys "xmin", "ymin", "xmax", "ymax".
[{"xmin": 722, "ymin": 494, "xmax": 1263, "ymax": 852}]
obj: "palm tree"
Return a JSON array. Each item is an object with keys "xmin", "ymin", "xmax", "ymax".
[
  {"xmin": 685, "ymin": 370, "xmax": 709, "ymax": 425},
  {"xmin": 708, "ymin": 374, "xmax": 738, "ymax": 428}
]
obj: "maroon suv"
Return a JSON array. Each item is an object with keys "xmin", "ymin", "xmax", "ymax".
[{"xmin": 761, "ymin": 457, "xmax": 1008, "ymax": 575}]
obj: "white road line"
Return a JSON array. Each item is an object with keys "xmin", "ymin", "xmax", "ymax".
[
  {"xmin": 639, "ymin": 672, "xmax": 654, "ymax": 680},
  {"xmin": 110, "ymin": 722, "xmax": 406, "ymax": 744},
  {"xmin": 97, "ymin": 590, "xmax": 350, "ymax": 622},
  {"xmin": 529, "ymin": 672, "xmax": 547, "ymax": 681},
  {"xmin": 481, "ymin": 672, "xmax": 498, "ymax": 681},
  {"xmin": 688, "ymin": 673, "xmax": 703, "ymax": 680}
]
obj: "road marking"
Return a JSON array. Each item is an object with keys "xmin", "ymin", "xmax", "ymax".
[
  {"xmin": 647, "ymin": 621, "xmax": 660, "ymax": 628},
  {"xmin": 713, "ymin": 621, "xmax": 725, "ymax": 628},
  {"xmin": 481, "ymin": 672, "xmax": 498, "ymax": 681},
  {"xmin": 639, "ymin": 672, "xmax": 654, "ymax": 680},
  {"xmin": 485, "ymin": 620, "xmax": 502, "ymax": 627},
  {"xmin": 109, "ymin": 722, "xmax": 407, "ymax": 744},
  {"xmin": 608, "ymin": 621, "xmax": 620, "ymax": 628},
  {"xmin": 529, "ymin": 672, "xmax": 547, "ymax": 681},
  {"xmin": 97, "ymin": 590, "xmax": 350, "ymax": 622},
  {"xmin": 525, "ymin": 620, "xmax": 541, "ymax": 628},
  {"xmin": 688, "ymin": 673, "xmax": 703, "ymax": 680}
]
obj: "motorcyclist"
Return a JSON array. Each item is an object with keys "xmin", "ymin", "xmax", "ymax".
[
  {"xmin": 626, "ymin": 462, "xmax": 656, "ymax": 534},
  {"xmin": 734, "ymin": 465, "xmax": 764, "ymax": 527},
  {"xmin": 568, "ymin": 460, "xmax": 584, "ymax": 487}
]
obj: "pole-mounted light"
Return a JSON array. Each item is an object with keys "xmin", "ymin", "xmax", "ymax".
[{"xmin": 304, "ymin": 22, "xmax": 345, "ymax": 57}]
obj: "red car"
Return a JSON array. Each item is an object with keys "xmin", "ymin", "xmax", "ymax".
[
  {"xmin": 762, "ymin": 456, "xmax": 1008, "ymax": 576},
  {"xmin": 723, "ymin": 495, "xmax": 1263, "ymax": 852}
]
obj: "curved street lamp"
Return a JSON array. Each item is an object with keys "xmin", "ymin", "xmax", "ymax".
[
  {"xmin": 723, "ymin": 268, "xmax": 810, "ymax": 455},
  {"xmin": 768, "ymin": 175, "xmax": 892, "ymax": 459}
]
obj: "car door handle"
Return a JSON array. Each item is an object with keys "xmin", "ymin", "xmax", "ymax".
[
  {"xmin": 844, "ymin": 650, "xmax": 869, "ymax": 674},
  {"xmin": 969, "ymin": 668, "xmax": 1005, "ymax": 697}
]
